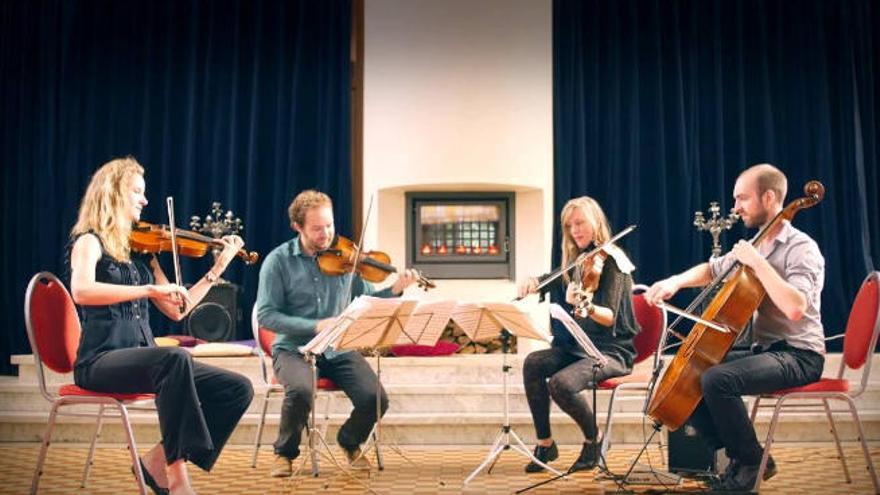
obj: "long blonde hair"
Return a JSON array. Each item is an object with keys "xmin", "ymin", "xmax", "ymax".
[
  {"xmin": 71, "ymin": 157, "xmax": 144, "ymax": 262},
  {"xmin": 560, "ymin": 196, "xmax": 611, "ymax": 283}
]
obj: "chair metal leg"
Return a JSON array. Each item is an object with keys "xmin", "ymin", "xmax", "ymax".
[
  {"xmin": 31, "ymin": 401, "xmax": 62, "ymax": 494},
  {"xmin": 749, "ymin": 396, "xmax": 761, "ymax": 423},
  {"xmin": 754, "ymin": 396, "xmax": 785, "ymax": 492},
  {"xmin": 844, "ymin": 396, "xmax": 880, "ymax": 493},
  {"xmin": 81, "ymin": 404, "xmax": 106, "ymax": 487},
  {"xmin": 823, "ymin": 398, "xmax": 852, "ymax": 482},
  {"xmin": 117, "ymin": 404, "xmax": 148, "ymax": 495},
  {"xmin": 319, "ymin": 391, "xmax": 334, "ymax": 438},
  {"xmin": 600, "ymin": 387, "xmax": 619, "ymax": 466},
  {"xmin": 310, "ymin": 390, "xmax": 336, "ymax": 476},
  {"xmin": 251, "ymin": 389, "xmax": 272, "ymax": 468}
]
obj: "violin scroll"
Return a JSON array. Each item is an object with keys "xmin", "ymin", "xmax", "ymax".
[{"xmin": 803, "ymin": 180, "xmax": 825, "ymax": 206}]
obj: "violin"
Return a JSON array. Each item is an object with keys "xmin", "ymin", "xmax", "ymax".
[
  {"xmin": 513, "ymin": 225, "xmax": 636, "ymax": 303},
  {"xmin": 571, "ymin": 248, "xmax": 608, "ymax": 318},
  {"xmin": 130, "ymin": 221, "xmax": 260, "ymax": 265},
  {"xmin": 316, "ymin": 234, "xmax": 435, "ymax": 290}
]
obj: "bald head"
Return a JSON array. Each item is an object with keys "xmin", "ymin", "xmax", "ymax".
[{"xmin": 739, "ymin": 163, "xmax": 788, "ymax": 206}]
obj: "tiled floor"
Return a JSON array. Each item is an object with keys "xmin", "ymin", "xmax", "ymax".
[{"xmin": 2, "ymin": 443, "xmax": 878, "ymax": 494}]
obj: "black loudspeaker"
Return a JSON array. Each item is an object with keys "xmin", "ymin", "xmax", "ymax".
[
  {"xmin": 668, "ymin": 423, "xmax": 723, "ymax": 475},
  {"xmin": 185, "ymin": 283, "xmax": 241, "ymax": 342}
]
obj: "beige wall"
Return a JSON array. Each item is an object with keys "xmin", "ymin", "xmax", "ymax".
[{"xmin": 363, "ymin": 0, "xmax": 554, "ymax": 352}]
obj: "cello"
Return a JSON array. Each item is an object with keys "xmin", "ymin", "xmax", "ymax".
[{"xmin": 647, "ymin": 181, "xmax": 825, "ymax": 430}]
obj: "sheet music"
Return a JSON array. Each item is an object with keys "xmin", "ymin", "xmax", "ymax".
[
  {"xmin": 452, "ymin": 302, "xmax": 551, "ymax": 343},
  {"xmin": 397, "ymin": 299, "xmax": 457, "ymax": 345},
  {"xmin": 549, "ymin": 303, "xmax": 608, "ymax": 366},
  {"xmin": 451, "ymin": 303, "xmax": 499, "ymax": 342},
  {"xmin": 298, "ymin": 312, "xmax": 350, "ymax": 355},
  {"xmin": 300, "ymin": 297, "xmax": 553, "ymax": 354},
  {"xmin": 299, "ymin": 296, "xmax": 384, "ymax": 354},
  {"xmin": 334, "ymin": 296, "xmax": 418, "ymax": 350}
]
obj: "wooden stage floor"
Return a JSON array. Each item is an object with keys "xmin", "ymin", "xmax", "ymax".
[{"xmin": 1, "ymin": 443, "xmax": 878, "ymax": 494}]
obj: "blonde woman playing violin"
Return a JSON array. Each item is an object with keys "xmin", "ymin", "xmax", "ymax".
[
  {"xmin": 516, "ymin": 196, "xmax": 638, "ymax": 473},
  {"xmin": 69, "ymin": 157, "xmax": 253, "ymax": 495}
]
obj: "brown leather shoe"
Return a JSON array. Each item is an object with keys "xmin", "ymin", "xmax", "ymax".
[{"xmin": 270, "ymin": 455, "xmax": 293, "ymax": 478}]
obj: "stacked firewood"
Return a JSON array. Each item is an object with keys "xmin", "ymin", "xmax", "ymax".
[{"xmin": 441, "ymin": 321, "xmax": 516, "ymax": 354}]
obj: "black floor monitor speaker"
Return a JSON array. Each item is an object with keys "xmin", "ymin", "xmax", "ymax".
[
  {"xmin": 668, "ymin": 423, "xmax": 724, "ymax": 476},
  {"xmin": 186, "ymin": 282, "xmax": 241, "ymax": 342}
]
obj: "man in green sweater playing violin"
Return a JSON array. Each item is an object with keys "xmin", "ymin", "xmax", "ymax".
[{"xmin": 255, "ymin": 189, "xmax": 417, "ymax": 477}]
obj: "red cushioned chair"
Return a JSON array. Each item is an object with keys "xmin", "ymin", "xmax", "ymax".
[
  {"xmin": 596, "ymin": 284, "xmax": 669, "ymax": 463},
  {"xmin": 748, "ymin": 271, "xmax": 880, "ymax": 493},
  {"xmin": 250, "ymin": 306, "xmax": 380, "ymax": 475},
  {"xmin": 25, "ymin": 272, "xmax": 156, "ymax": 495}
]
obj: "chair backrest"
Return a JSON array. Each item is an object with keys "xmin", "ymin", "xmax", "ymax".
[
  {"xmin": 631, "ymin": 285, "xmax": 665, "ymax": 364},
  {"xmin": 840, "ymin": 271, "xmax": 880, "ymax": 395},
  {"xmin": 24, "ymin": 272, "xmax": 81, "ymax": 400},
  {"xmin": 251, "ymin": 305, "xmax": 277, "ymax": 384}
]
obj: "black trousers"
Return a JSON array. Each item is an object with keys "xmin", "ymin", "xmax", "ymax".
[
  {"xmin": 74, "ymin": 346, "xmax": 254, "ymax": 471},
  {"xmin": 687, "ymin": 343, "xmax": 824, "ymax": 465},
  {"xmin": 272, "ymin": 350, "xmax": 388, "ymax": 459},
  {"xmin": 522, "ymin": 346, "xmax": 628, "ymax": 441}
]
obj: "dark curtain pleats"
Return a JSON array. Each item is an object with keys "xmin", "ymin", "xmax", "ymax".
[
  {"xmin": 2, "ymin": 0, "xmax": 877, "ymax": 372},
  {"xmin": 553, "ymin": 0, "xmax": 878, "ymax": 349},
  {"xmin": 0, "ymin": 0, "xmax": 352, "ymax": 374}
]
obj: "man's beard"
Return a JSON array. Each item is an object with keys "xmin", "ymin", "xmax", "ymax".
[
  {"xmin": 301, "ymin": 234, "xmax": 330, "ymax": 253},
  {"xmin": 745, "ymin": 210, "xmax": 769, "ymax": 228}
]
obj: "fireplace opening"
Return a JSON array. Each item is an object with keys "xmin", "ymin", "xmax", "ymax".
[{"xmin": 405, "ymin": 192, "xmax": 514, "ymax": 279}]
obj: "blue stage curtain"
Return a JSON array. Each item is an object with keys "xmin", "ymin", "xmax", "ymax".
[
  {"xmin": 0, "ymin": 0, "xmax": 352, "ymax": 373},
  {"xmin": 553, "ymin": 0, "xmax": 878, "ymax": 349}
]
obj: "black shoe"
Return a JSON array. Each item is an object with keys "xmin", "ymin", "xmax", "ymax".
[
  {"xmin": 711, "ymin": 455, "xmax": 777, "ymax": 493},
  {"xmin": 569, "ymin": 440, "xmax": 600, "ymax": 472},
  {"xmin": 763, "ymin": 455, "xmax": 778, "ymax": 481},
  {"xmin": 524, "ymin": 442, "xmax": 559, "ymax": 473},
  {"xmin": 708, "ymin": 458, "xmax": 740, "ymax": 488},
  {"xmin": 132, "ymin": 458, "xmax": 168, "ymax": 495}
]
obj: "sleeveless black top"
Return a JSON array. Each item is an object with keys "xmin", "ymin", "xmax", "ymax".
[{"xmin": 70, "ymin": 234, "xmax": 157, "ymax": 371}]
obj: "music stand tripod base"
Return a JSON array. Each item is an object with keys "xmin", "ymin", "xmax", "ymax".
[
  {"xmin": 292, "ymin": 352, "xmax": 378, "ymax": 495},
  {"xmin": 615, "ymin": 466, "xmax": 682, "ymax": 485},
  {"xmin": 356, "ymin": 350, "xmax": 415, "ymax": 472},
  {"xmin": 463, "ymin": 331, "xmax": 566, "ymax": 485}
]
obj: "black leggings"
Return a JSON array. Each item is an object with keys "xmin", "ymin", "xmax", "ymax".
[{"xmin": 522, "ymin": 347, "xmax": 628, "ymax": 441}]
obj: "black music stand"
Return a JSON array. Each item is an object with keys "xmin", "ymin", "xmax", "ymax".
[
  {"xmin": 317, "ymin": 296, "xmax": 458, "ymax": 480},
  {"xmin": 515, "ymin": 303, "xmax": 616, "ymax": 493},
  {"xmin": 457, "ymin": 303, "xmax": 563, "ymax": 485},
  {"xmin": 297, "ymin": 313, "xmax": 379, "ymax": 493}
]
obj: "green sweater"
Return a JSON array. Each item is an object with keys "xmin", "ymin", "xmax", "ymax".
[{"xmin": 255, "ymin": 236, "xmax": 394, "ymax": 358}]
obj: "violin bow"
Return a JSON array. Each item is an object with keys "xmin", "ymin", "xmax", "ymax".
[
  {"xmin": 166, "ymin": 197, "xmax": 186, "ymax": 313},
  {"xmin": 513, "ymin": 224, "xmax": 637, "ymax": 302},
  {"xmin": 340, "ymin": 194, "xmax": 373, "ymax": 306},
  {"xmin": 311, "ymin": 196, "xmax": 375, "ymax": 354}
]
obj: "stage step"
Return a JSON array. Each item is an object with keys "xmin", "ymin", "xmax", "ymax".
[{"xmin": 3, "ymin": 353, "xmax": 879, "ymax": 447}]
